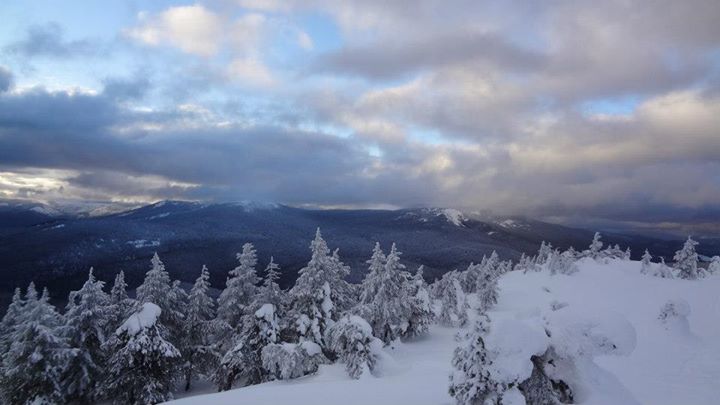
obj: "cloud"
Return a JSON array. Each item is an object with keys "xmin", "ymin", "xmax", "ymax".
[
  {"xmin": 5, "ymin": 22, "xmax": 102, "ymax": 58},
  {"xmin": 0, "ymin": 67, "xmax": 11, "ymax": 93},
  {"xmin": 125, "ymin": 5, "xmax": 224, "ymax": 56}
]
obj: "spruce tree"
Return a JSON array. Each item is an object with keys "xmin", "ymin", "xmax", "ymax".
[
  {"xmin": 640, "ymin": 250, "xmax": 653, "ymax": 275},
  {"xmin": 588, "ymin": 232, "xmax": 603, "ymax": 259},
  {"xmin": 62, "ymin": 268, "xmax": 113, "ymax": 403},
  {"xmin": 709, "ymin": 256, "xmax": 720, "ymax": 276},
  {"xmin": 217, "ymin": 243, "xmax": 260, "ymax": 328},
  {"xmin": 674, "ymin": 237, "xmax": 700, "ymax": 280},
  {"xmin": 182, "ymin": 266, "xmax": 220, "ymax": 391},
  {"xmin": 432, "ymin": 271, "xmax": 469, "ymax": 327},
  {"xmin": 136, "ymin": 253, "xmax": 186, "ymax": 343},
  {"xmin": 258, "ymin": 257, "xmax": 284, "ymax": 308},
  {"xmin": 289, "ymin": 229, "xmax": 352, "ymax": 348},
  {"xmin": 102, "ymin": 303, "xmax": 181, "ymax": 404},
  {"xmin": 108, "ymin": 271, "xmax": 134, "ymax": 332},
  {"xmin": 1, "ymin": 284, "xmax": 74, "ymax": 404},
  {"xmin": 326, "ymin": 315, "xmax": 381, "ymax": 379},
  {"xmin": 0, "ymin": 288, "xmax": 23, "ymax": 356},
  {"xmin": 405, "ymin": 266, "xmax": 434, "ymax": 338}
]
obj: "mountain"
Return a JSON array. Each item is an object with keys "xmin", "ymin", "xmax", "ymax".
[{"xmin": 0, "ymin": 200, "xmax": 717, "ymax": 309}]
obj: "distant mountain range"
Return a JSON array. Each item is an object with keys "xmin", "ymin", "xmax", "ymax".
[{"xmin": 1, "ymin": 200, "xmax": 718, "ymax": 309}]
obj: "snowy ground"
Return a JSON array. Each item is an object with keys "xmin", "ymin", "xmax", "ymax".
[{"xmin": 168, "ymin": 259, "xmax": 720, "ymax": 405}]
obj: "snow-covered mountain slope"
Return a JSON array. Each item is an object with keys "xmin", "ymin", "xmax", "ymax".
[{"xmin": 169, "ymin": 259, "xmax": 720, "ymax": 405}]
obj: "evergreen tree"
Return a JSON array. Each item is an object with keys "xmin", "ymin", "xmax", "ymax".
[
  {"xmin": 289, "ymin": 229, "xmax": 352, "ymax": 348},
  {"xmin": 708, "ymin": 256, "xmax": 720, "ymax": 276},
  {"xmin": 536, "ymin": 241, "xmax": 553, "ymax": 265},
  {"xmin": 102, "ymin": 303, "xmax": 181, "ymax": 405},
  {"xmin": 357, "ymin": 243, "xmax": 416, "ymax": 343},
  {"xmin": 449, "ymin": 315, "xmax": 504, "ymax": 405},
  {"xmin": 62, "ymin": 268, "xmax": 112, "ymax": 403},
  {"xmin": 623, "ymin": 247, "xmax": 632, "ymax": 260},
  {"xmin": 261, "ymin": 341, "xmax": 326, "ymax": 380},
  {"xmin": 258, "ymin": 257, "xmax": 284, "ymax": 308},
  {"xmin": 359, "ymin": 242, "xmax": 387, "ymax": 304},
  {"xmin": 326, "ymin": 315, "xmax": 381, "ymax": 379},
  {"xmin": 108, "ymin": 271, "xmax": 134, "ymax": 331},
  {"xmin": 588, "ymin": 232, "xmax": 603, "ymax": 259},
  {"xmin": 640, "ymin": 250, "xmax": 653, "ymax": 275},
  {"xmin": 405, "ymin": 266, "xmax": 434, "ymax": 338},
  {"xmin": 0, "ymin": 288, "xmax": 23, "ymax": 357},
  {"xmin": 215, "ymin": 303, "xmax": 279, "ymax": 390},
  {"xmin": 182, "ymin": 266, "xmax": 220, "ymax": 391},
  {"xmin": 136, "ymin": 253, "xmax": 186, "ymax": 343},
  {"xmin": 476, "ymin": 269, "xmax": 499, "ymax": 314},
  {"xmin": 432, "ymin": 271, "xmax": 469, "ymax": 327},
  {"xmin": 674, "ymin": 237, "xmax": 700, "ymax": 280},
  {"xmin": 1, "ymin": 284, "xmax": 74, "ymax": 404},
  {"xmin": 217, "ymin": 243, "xmax": 260, "ymax": 328}
]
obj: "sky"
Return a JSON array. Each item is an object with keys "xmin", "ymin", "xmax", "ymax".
[{"xmin": 0, "ymin": 0, "xmax": 719, "ymax": 235}]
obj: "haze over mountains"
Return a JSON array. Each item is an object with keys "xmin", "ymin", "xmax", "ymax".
[{"xmin": 1, "ymin": 199, "xmax": 717, "ymax": 310}]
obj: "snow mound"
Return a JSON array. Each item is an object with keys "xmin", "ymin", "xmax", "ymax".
[
  {"xmin": 546, "ymin": 309, "xmax": 637, "ymax": 358},
  {"xmin": 485, "ymin": 318, "xmax": 550, "ymax": 383},
  {"xmin": 117, "ymin": 302, "xmax": 161, "ymax": 336}
]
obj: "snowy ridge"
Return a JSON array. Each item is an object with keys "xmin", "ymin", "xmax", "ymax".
[{"xmin": 171, "ymin": 259, "xmax": 720, "ymax": 405}]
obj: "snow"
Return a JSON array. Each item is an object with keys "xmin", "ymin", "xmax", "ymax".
[
  {"xmin": 170, "ymin": 259, "xmax": 720, "ymax": 405},
  {"xmin": 255, "ymin": 303, "xmax": 275, "ymax": 320},
  {"xmin": 126, "ymin": 239, "xmax": 161, "ymax": 248},
  {"xmin": 149, "ymin": 212, "xmax": 171, "ymax": 220},
  {"xmin": 117, "ymin": 303, "xmax": 161, "ymax": 336},
  {"xmin": 440, "ymin": 208, "xmax": 466, "ymax": 226}
]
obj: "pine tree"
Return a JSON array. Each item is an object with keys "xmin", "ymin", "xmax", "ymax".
[
  {"xmin": 536, "ymin": 241, "xmax": 553, "ymax": 265},
  {"xmin": 623, "ymin": 247, "xmax": 632, "ymax": 260},
  {"xmin": 1, "ymin": 284, "xmax": 74, "ymax": 404},
  {"xmin": 674, "ymin": 237, "xmax": 700, "ymax": 280},
  {"xmin": 359, "ymin": 242, "xmax": 387, "ymax": 304},
  {"xmin": 101, "ymin": 303, "xmax": 181, "ymax": 405},
  {"xmin": 289, "ymin": 229, "xmax": 352, "ymax": 348},
  {"xmin": 357, "ymin": 243, "xmax": 416, "ymax": 344},
  {"xmin": 449, "ymin": 315, "xmax": 504, "ymax": 405},
  {"xmin": 182, "ymin": 266, "xmax": 220, "ymax": 391},
  {"xmin": 588, "ymin": 232, "xmax": 603, "ymax": 259},
  {"xmin": 326, "ymin": 315, "xmax": 381, "ymax": 379},
  {"xmin": 217, "ymin": 243, "xmax": 260, "ymax": 329},
  {"xmin": 62, "ymin": 268, "xmax": 113, "ymax": 403},
  {"xmin": 136, "ymin": 253, "xmax": 186, "ymax": 343},
  {"xmin": 432, "ymin": 271, "xmax": 469, "ymax": 327},
  {"xmin": 215, "ymin": 303, "xmax": 279, "ymax": 390}
]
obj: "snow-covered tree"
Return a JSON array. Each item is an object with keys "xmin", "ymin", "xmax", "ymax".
[
  {"xmin": 261, "ymin": 341, "xmax": 326, "ymax": 380},
  {"xmin": 460, "ymin": 262, "xmax": 481, "ymax": 293},
  {"xmin": 108, "ymin": 271, "xmax": 134, "ymax": 332},
  {"xmin": 359, "ymin": 242, "xmax": 387, "ymax": 303},
  {"xmin": 181, "ymin": 266, "xmax": 220, "ymax": 391},
  {"xmin": 623, "ymin": 247, "xmax": 632, "ymax": 260},
  {"xmin": 357, "ymin": 243, "xmax": 416, "ymax": 343},
  {"xmin": 216, "ymin": 303, "xmax": 279, "ymax": 390},
  {"xmin": 258, "ymin": 257, "xmax": 284, "ymax": 308},
  {"xmin": 405, "ymin": 266, "xmax": 434, "ymax": 338},
  {"xmin": 62, "ymin": 268, "xmax": 113, "ymax": 403},
  {"xmin": 326, "ymin": 315, "xmax": 382, "ymax": 379},
  {"xmin": 674, "ymin": 237, "xmax": 700, "ymax": 280},
  {"xmin": 101, "ymin": 303, "xmax": 181, "ymax": 405},
  {"xmin": 432, "ymin": 271, "xmax": 469, "ymax": 327},
  {"xmin": 0, "ymin": 287, "xmax": 23, "ymax": 356},
  {"xmin": 217, "ymin": 243, "xmax": 260, "ymax": 328},
  {"xmin": 136, "ymin": 253, "xmax": 186, "ymax": 343},
  {"xmin": 449, "ymin": 315, "xmax": 504, "ymax": 405},
  {"xmin": 640, "ymin": 250, "xmax": 653, "ymax": 275},
  {"xmin": 548, "ymin": 250, "xmax": 578, "ymax": 275},
  {"xmin": 708, "ymin": 256, "xmax": 720, "ymax": 276},
  {"xmin": 1, "ymin": 284, "xmax": 74, "ymax": 404},
  {"xmin": 536, "ymin": 241, "xmax": 553, "ymax": 265},
  {"xmin": 475, "ymin": 269, "xmax": 499, "ymax": 314},
  {"xmin": 289, "ymin": 229, "xmax": 352, "ymax": 348},
  {"xmin": 588, "ymin": 232, "xmax": 603, "ymax": 259}
]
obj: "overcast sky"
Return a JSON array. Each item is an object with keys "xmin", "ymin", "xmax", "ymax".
[{"xmin": 0, "ymin": 0, "xmax": 719, "ymax": 234}]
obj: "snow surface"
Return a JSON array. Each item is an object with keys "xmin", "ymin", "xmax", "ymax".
[
  {"xmin": 126, "ymin": 239, "xmax": 161, "ymax": 248},
  {"xmin": 168, "ymin": 259, "xmax": 720, "ymax": 405},
  {"xmin": 117, "ymin": 303, "xmax": 161, "ymax": 336},
  {"xmin": 440, "ymin": 208, "xmax": 466, "ymax": 226}
]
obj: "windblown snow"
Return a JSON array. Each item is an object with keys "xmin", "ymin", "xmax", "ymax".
[{"xmin": 170, "ymin": 258, "xmax": 720, "ymax": 405}]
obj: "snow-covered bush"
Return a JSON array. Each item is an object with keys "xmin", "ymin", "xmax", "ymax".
[
  {"xmin": 261, "ymin": 341, "xmax": 328, "ymax": 380},
  {"xmin": 548, "ymin": 250, "xmax": 578, "ymax": 276},
  {"xmin": 709, "ymin": 256, "xmax": 720, "ymax": 276},
  {"xmin": 658, "ymin": 299, "xmax": 691, "ymax": 331},
  {"xmin": 326, "ymin": 315, "xmax": 382, "ymax": 379},
  {"xmin": 101, "ymin": 303, "xmax": 181, "ymax": 405}
]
